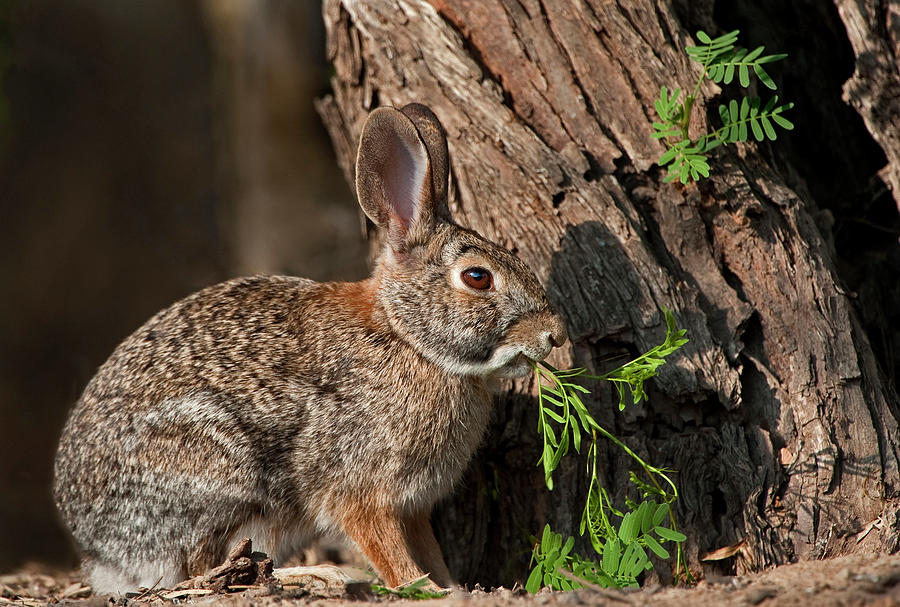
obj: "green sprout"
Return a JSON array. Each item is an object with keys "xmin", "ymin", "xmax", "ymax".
[{"xmin": 653, "ymin": 30, "xmax": 794, "ymax": 183}]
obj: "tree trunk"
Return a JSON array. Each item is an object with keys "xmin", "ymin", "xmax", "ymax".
[
  {"xmin": 836, "ymin": 0, "xmax": 900, "ymax": 208},
  {"xmin": 317, "ymin": 0, "xmax": 900, "ymax": 585}
]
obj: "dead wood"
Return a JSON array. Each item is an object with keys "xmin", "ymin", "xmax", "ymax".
[{"xmin": 174, "ymin": 538, "xmax": 274, "ymax": 593}]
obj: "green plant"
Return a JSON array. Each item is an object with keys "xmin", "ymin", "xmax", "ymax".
[
  {"xmin": 371, "ymin": 576, "xmax": 446, "ymax": 600},
  {"xmin": 653, "ymin": 30, "xmax": 794, "ymax": 184},
  {"xmin": 527, "ymin": 308, "xmax": 690, "ymax": 592}
]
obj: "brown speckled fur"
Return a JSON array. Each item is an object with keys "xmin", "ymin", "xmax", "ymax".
[{"xmin": 53, "ymin": 104, "xmax": 566, "ymax": 592}]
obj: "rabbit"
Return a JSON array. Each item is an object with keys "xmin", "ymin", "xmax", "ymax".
[{"xmin": 53, "ymin": 103, "xmax": 567, "ymax": 594}]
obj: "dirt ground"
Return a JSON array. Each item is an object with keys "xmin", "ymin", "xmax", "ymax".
[{"xmin": 2, "ymin": 551, "xmax": 899, "ymax": 607}]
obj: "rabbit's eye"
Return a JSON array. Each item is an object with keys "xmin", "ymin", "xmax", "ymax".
[{"xmin": 461, "ymin": 267, "xmax": 493, "ymax": 290}]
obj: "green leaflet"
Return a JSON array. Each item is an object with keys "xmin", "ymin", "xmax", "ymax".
[
  {"xmin": 654, "ymin": 29, "xmax": 792, "ymax": 183},
  {"xmin": 371, "ymin": 577, "xmax": 445, "ymax": 600}
]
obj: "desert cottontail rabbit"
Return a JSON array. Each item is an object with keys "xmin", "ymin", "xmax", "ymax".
[{"xmin": 53, "ymin": 103, "xmax": 567, "ymax": 593}]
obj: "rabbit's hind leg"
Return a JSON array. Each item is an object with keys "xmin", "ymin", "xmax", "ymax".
[
  {"xmin": 402, "ymin": 510, "xmax": 452, "ymax": 588},
  {"xmin": 78, "ymin": 394, "xmax": 267, "ymax": 591}
]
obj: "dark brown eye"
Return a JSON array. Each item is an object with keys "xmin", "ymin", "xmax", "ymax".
[{"xmin": 461, "ymin": 267, "xmax": 493, "ymax": 290}]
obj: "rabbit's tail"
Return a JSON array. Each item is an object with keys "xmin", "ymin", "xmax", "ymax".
[{"xmin": 86, "ymin": 556, "xmax": 182, "ymax": 595}]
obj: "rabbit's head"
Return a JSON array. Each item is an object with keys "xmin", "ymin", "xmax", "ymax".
[{"xmin": 356, "ymin": 104, "xmax": 566, "ymax": 379}]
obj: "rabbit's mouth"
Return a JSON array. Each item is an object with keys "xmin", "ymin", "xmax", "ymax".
[
  {"xmin": 493, "ymin": 352, "xmax": 533, "ymax": 378},
  {"xmin": 488, "ymin": 334, "xmax": 558, "ymax": 378}
]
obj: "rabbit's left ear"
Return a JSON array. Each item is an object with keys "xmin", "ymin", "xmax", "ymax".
[{"xmin": 355, "ymin": 105, "xmax": 449, "ymax": 250}]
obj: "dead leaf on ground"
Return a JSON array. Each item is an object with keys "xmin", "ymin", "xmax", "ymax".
[{"xmin": 700, "ymin": 539, "xmax": 746, "ymax": 561}]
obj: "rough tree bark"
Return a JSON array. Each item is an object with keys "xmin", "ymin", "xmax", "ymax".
[
  {"xmin": 837, "ymin": 0, "xmax": 900, "ymax": 208},
  {"xmin": 317, "ymin": 0, "xmax": 900, "ymax": 585}
]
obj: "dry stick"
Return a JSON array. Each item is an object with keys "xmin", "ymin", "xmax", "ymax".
[
  {"xmin": 161, "ymin": 589, "xmax": 214, "ymax": 600},
  {"xmin": 132, "ymin": 575, "xmax": 164, "ymax": 601}
]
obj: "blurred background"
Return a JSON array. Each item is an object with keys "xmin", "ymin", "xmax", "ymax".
[{"xmin": 0, "ymin": 0, "xmax": 368, "ymax": 571}]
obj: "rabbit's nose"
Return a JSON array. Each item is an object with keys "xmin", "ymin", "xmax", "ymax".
[{"xmin": 548, "ymin": 315, "xmax": 568, "ymax": 348}]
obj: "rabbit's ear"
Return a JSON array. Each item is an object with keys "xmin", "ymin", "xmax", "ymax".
[
  {"xmin": 399, "ymin": 103, "xmax": 449, "ymax": 207},
  {"xmin": 355, "ymin": 106, "xmax": 448, "ymax": 249}
]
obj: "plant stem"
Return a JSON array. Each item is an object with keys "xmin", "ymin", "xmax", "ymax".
[{"xmin": 680, "ymin": 95, "xmax": 695, "ymax": 141}]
